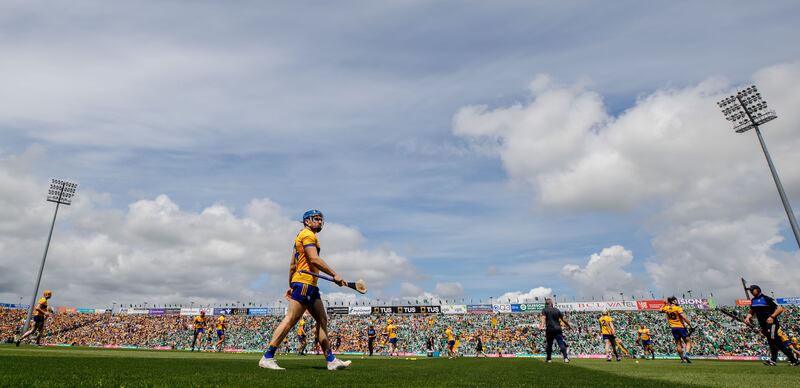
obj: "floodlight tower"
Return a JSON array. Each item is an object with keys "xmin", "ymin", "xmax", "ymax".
[
  {"xmin": 717, "ymin": 85, "xmax": 800, "ymax": 249},
  {"xmin": 21, "ymin": 179, "xmax": 78, "ymax": 334}
]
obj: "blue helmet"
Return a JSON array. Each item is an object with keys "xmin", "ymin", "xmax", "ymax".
[{"xmin": 302, "ymin": 209, "xmax": 323, "ymax": 221}]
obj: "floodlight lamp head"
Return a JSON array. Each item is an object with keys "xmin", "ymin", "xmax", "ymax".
[{"xmin": 46, "ymin": 178, "xmax": 78, "ymax": 205}]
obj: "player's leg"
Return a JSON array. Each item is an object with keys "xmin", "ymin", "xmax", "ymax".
[
  {"xmin": 216, "ymin": 331, "xmax": 224, "ymax": 352},
  {"xmin": 35, "ymin": 322, "xmax": 45, "ymax": 345},
  {"xmin": 18, "ymin": 320, "xmax": 38, "ymax": 344},
  {"xmin": 544, "ymin": 331, "xmax": 554, "ymax": 361},
  {"xmin": 610, "ymin": 336, "xmax": 620, "ymax": 360},
  {"xmin": 554, "ymin": 332, "xmax": 568, "ymax": 361},
  {"xmin": 674, "ymin": 338, "xmax": 685, "ymax": 361},
  {"xmin": 260, "ymin": 299, "xmax": 305, "ymax": 369},
  {"xmin": 307, "ymin": 298, "xmax": 350, "ymax": 369},
  {"xmin": 191, "ymin": 329, "xmax": 199, "ymax": 351}
]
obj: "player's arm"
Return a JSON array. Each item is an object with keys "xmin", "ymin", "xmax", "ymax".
[
  {"xmin": 744, "ymin": 306, "xmax": 754, "ymax": 326},
  {"xmin": 767, "ymin": 305, "xmax": 784, "ymax": 324},
  {"xmin": 538, "ymin": 314, "xmax": 546, "ymax": 330},
  {"xmin": 608, "ymin": 321, "xmax": 615, "ymax": 334},
  {"xmin": 284, "ymin": 259, "xmax": 297, "ymax": 299},
  {"xmin": 288, "ymin": 259, "xmax": 297, "ymax": 284},
  {"xmin": 304, "ymin": 245, "xmax": 345, "ymax": 286},
  {"xmin": 679, "ymin": 312, "xmax": 692, "ymax": 329}
]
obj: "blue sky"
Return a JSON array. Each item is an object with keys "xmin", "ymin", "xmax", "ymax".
[{"xmin": 2, "ymin": 1, "xmax": 800, "ymax": 307}]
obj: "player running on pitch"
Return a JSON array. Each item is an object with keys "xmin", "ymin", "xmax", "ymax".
[
  {"xmin": 259, "ymin": 209, "xmax": 351, "ymax": 370},
  {"xmin": 445, "ymin": 326, "xmax": 456, "ymax": 359},
  {"xmin": 790, "ymin": 336, "xmax": 800, "ymax": 359},
  {"xmin": 598, "ymin": 311, "xmax": 621, "ymax": 362},
  {"xmin": 383, "ymin": 319, "xmax": 399, "ymax": 357},
  {"xmin": 16, "ymin": 290, "xmax": 53, "ymax": 346},
  {"xmin": 214, "ymin": 314, "xmax": 226, "ymax": 352},
  {"xmin": 636, "ymin": 324, "xmax": 655, "ymax": 359},
  {"xmin": 744, "ymin": 285, "xmax": 799, "ymax": 366},
  {"xmin": 191, "ymin": 310, "xmax": 209, "ymax": 351},
  {"xmin": 660, "ymin": 296, "xmax": 694, "ymax": 363},
  {"xmin": 475, "ymin": 331, "xmax": 486, "ymax": 357}
]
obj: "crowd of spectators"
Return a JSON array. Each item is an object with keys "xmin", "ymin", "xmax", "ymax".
[{"xmin": 2, "ymin": 306, "xmax": 797, "ymax": 358}]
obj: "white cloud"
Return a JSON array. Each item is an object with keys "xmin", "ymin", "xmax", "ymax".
[
  {"xmin": 454, "ymin": 62, "xmax": 800, "ymax": 302},
  {"xmin": 400, "ymin": 282, "xmax": 423, "ymax": 297},
  {"xmin": 393, "ymin": 282, "xmax": 463, "ymax": 304},
  {"xmin": 561, "ymin": 245, "xmax": 642, "ymax": 298},
  {"xmin": 496, "ymin": 287, "xmax": 552, "ymax": 303},
  {"xmin": 434, "ymin": 282, "xmax": 464, "ymax": 298},
  {"xmin": 0, "ymin": 149, "xmax": 413, "ymax": 307},
  {"xmin": 647, "ymin": 216, "xmax": 800, "ymax": 298}
]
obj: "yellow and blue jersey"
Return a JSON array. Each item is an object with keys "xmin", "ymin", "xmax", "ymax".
[
  {"xmin": 215, "ymin": 316, "xmax": 225, "ymax": 331},
  {"xmin": 598, "ymin": 315, "xmax": 614, "ymax": 335},
  {"xmin": 638, "ymin": 328, "xmax": 651, "ymax": 341},
  {"xmin": 291, "ymin": 229, "xmax": 320, "ymax": 286},
  {"xmin": 777, "ymin": 328, "xmax": 790, "ymax": 346},
  {"xmin": 660, "ymin": 305, "xmax": 685, "ymax": 328},
  {"xmin": 35, "ymin": 298, "xmax": 48, "ymax": 317},
  {"xmin": 386, "ymin": 324, "xmax": 397, "ymax": 339},
  {"xmin": 297, "ymin": 320, "xmax": 306, "ymax": 336},
  {"xmin": 194, "ymin": 315, "xmax": 208, "ymax": 329},
  {"xmin": 445, "ymin": 328, "xmax": 454, "ymax": 342}
]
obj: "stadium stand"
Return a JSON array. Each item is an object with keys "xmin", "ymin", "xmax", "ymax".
[{"xmin": 2, "ymin": 304, "xmax": 797, "ymax": 358}]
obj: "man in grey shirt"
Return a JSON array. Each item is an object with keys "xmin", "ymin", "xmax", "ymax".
[{"xmin": 539, "ymin": 298, "xmax": 572, "ymax": 363}]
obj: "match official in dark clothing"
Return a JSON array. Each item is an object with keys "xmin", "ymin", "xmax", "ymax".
[
  {"xmin": 539, "ymin": 298, "xmax": 571, "ymax": 363},
  {"xmin": 367, "ymin": 325, "xmax": 377, "ymax": 356},
  {"xmin": 744, "ymin": 285, "xmax": 799, "ymax": 366}
]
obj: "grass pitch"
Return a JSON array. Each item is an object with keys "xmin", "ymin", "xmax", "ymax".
[{"xmin": 0, "ymin": 345, "xmax": 797, "ymax": 387}]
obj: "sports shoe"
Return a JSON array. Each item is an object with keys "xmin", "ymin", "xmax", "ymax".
[
  {"xmin": 684, "ymin": 356, "xmax": 691, "ymax": 364},
  {"xmin": 763, "ymin": 360, "xmax": 776, "ymax": 366},
  {"xmin": 616, "ymin": 357, "xmax": 621, "ymax": 362},
  {"xmin": 546, "ymin": 359, "xmax": 552, "ymax": 363},
  {"xmin": 327, "ymin": 358, "xmax": 351, "ymax": 371},
  {"xmin": 788, "ymin": 360, "xmax": 799, "ymax": 366},
  {"xmin": 258, "ymin": 357, "xmax": 285, "ymax": 370},
  {"xmin": 564, "ymin": 358, "xmax": 570, "ymax": 363}
]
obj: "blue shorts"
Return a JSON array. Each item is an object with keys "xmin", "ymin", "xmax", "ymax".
[
  {"xmin": 602, "ymin": 334, "xmax": 615, "ymax": 341},
  {"xmin": 447, "ymin": 340, "xmax": 455, "ymax": 348},
  {"xmin": 217, "ymin": 330, "xmax": 224, "ymax": 338},
  {"xmin": 671, "ymin": 328, "xmax": 689, "ymax": 340},
  {"xmin": 195, "ymin": 328, "xmax": 205, "ymax": 335},
  {"xmin": 389, "ymin": 338, "xmax": 397, "ymax": 344},
  {"xmin": 290, "ymin": 282, "xmax": 321, "ymax": 308},
  {"xmin": 641, "ymin": 340, "xmax": 651, "ymax": 346},
  {"xmin": 299, "ymin": 335, "xmax": 307, "ymax": 341}
]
